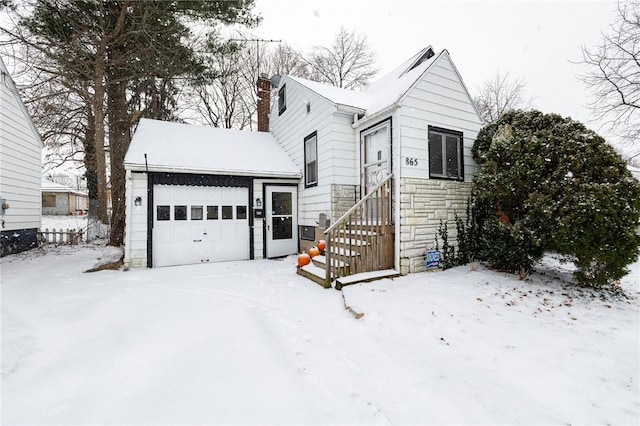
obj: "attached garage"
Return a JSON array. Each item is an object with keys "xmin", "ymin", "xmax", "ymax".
[{"xmin": 123, "ymin": 119, "xmax": 301, "ymax": 269}]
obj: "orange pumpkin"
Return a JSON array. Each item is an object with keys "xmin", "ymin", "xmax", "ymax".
[
  {"xmin": 317, "ymin": 240, "xmax": 326, "ymax": 252},
  {"xmin": 309, "ymin": 246, "xmax": 321, "ymax": 258},
  {"xmin": 297, "ymin": 253, "xmax": 311, "ymax": 267}
]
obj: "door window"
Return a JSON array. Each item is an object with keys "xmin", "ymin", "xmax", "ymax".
[
  {"xmin": 157, "ymin": 205, "xmax": 170, "ymax": 221},
  {"xmin": 174, "ymin": 205, "xmax": 187, "ymax": 220},
  {"xmin": 222, "ymin": 205, "xmax": 233, "ymax": 220},
  {"xmin": 191, "ymin": 205, "xmax": 203, "ymax": 220},
  {"xmin": 207, "ymin": 205, "xmax": 218, "ymax": 220}
]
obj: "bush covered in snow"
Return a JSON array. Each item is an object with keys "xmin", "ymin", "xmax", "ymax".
[{"xmin": 470, "ymin": 110, "xmax": 640, "ymax": 286}]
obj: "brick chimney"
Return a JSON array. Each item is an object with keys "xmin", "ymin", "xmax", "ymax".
[{"xmin": 257, "ymin": 73, "xmax": 271, "ymax": 132}]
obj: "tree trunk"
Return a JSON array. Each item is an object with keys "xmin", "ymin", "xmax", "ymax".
[
  {"xmin": 93, "ymin": 47, "xmax": 109, "ymax": 225},
  {"xmin": 83, "ymin": 106, "xmax": 98, "ymax": 218},
  {"xmin": 107, "ymin": 49, "xmax": 131, "ymax": 247}
]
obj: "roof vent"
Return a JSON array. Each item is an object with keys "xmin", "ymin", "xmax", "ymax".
[{"xmin": 404, "ymin": 47, "xmax": 435, "ymax": 75}]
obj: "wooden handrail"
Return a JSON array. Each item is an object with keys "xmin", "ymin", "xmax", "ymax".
[
  {"xmin": 324, "ymin": 174, "xmax": 393, "ymax": 235},
  {"xmin": 324, "ymin": 174, "xmax": 394, "ymax": 288}
]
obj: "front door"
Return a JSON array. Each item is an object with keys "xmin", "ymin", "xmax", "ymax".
[
  {"xmin": 265, "ymin": 185, "xmax": 298, "ymax": 258},
  {"xmin": 362, "ymin": 121, "xmax": 391, "ymax": 194}
]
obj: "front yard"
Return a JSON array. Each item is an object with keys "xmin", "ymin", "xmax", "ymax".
[{"xmin": 1, "ymin": 243, "xmax": 638, "ymax": 425}]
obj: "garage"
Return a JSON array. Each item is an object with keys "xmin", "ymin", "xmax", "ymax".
[
  {"xmin": 123, "ymin": 118, "xmax": 302, "ymax": 269},
  {"xmin": 153, "ymin": 184, "xmax": 249, "ymax": 267}
]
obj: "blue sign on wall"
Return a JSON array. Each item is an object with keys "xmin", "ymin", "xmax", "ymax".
[{"xmin": 426, "ymin": 250, "xmax": 441, "ymax": 269}]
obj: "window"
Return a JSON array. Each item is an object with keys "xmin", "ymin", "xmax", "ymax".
[
  {"xmin": 174, "ymin": 205, "xmax": 187, "ymax": 220},
  {"xmin": 157, "ymin": 205, "xmax": 170, "ymax": 221},
  {"xmin": 191, "ymin": 205, "xmax": 203, "ymax": 220},
  {"xmin": 278, "ymin": 85, "xmax": 286, "ymax": 115},
  {"xmin": 222, "ymin": 205, "xmax": 233, "ymax": 220},
  {"xmin": 236, "ymin": 205, "xmax": 247, "ymax": 220},
  {"xmin": 428, "ymin": 126, "xmax": 464, "ymax": 180},
  {"xmin": 42, "ymin": 194, "xmax": 56, "ymax": 208},
  {"xmin": 207, "ymin": 205, "xmax": 218, "ymax": 220},
  {"xmin": 304, "ymin": 132, "xmax": 318, "ymax": 187},
  {"xmin": 300, "ymin": 225, "xmax": 315, "ymax": 241}
]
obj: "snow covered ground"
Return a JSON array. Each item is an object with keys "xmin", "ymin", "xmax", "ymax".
[{"xmin": 1, "ymin": 243, "xmax": 638, "ymax": 425}]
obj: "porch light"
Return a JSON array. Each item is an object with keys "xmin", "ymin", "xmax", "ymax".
[
  {"xmin": 255, "ymin": 198, "xmax": 262, "ymax": 207},
  {"xmin": 134, "ymin": 196, "xmax": 142, "ymax": 208}
]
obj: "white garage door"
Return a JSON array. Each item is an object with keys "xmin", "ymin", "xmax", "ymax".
[{"xmin": 153, "ymin": 185, "xmax": 249, "ymax": 267}]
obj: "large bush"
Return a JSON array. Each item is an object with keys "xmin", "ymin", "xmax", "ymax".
[{"xmin": 471, "ymin": 110, "xmax": 640, "ymax": 286}]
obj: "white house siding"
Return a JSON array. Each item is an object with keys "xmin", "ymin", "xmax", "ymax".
[
  {"xmin": 398, "ymin": 52, "xmax": 481, "ymax": 182},
  {"xmin": 0, "ymin": 59, "xmax": 42, "ymax": 255},
  {"xmin": 124, "ymin": 171, "xmax": 148, "ymax": 268},
  {"xmin": 395, "ymin": 52, "xmax": 482, "ymax": 273},
  {"xmin": 269, "ymin": 78, "xmax": 357, "ymax": 228},
  {"xmin": 399, "ymin": 178, "xmax": 472, "ymax": 274}
]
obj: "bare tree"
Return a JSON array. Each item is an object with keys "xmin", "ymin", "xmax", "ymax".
[
  {"xmin": 473, "ymin": 71, "xmax": 532, "ymax": 124},
  {"xmin": 580, "ymin": 0, "xmax": 640, "ymax": 159},
  {"xmin": 303, "ymin": 27, "xmax": 378, "ymax": 89}
]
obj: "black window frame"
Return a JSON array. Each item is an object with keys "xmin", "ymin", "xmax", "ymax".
[
  {"xmin": 428, "ymin": 126, "xmax": 464, "ymax": 181},
  {"xmin": 278, "ymin": 85, "xmax": 286, "ymax": 115},
  {"xmin": 304, "ymin": 131, "xmax": 318, "ymax": 188}
]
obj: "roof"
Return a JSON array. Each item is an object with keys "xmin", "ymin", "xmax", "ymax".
[
  {"xmin": 284, "ymin": 47, "xmax": 441, "ymax": 118},
  {"xmin": 124, "ymin": 119, "xmax": 301, "ymax": 178},
  {"xmin": 41, "ymin": 179, "xmax": 87, "ymax": 196}
]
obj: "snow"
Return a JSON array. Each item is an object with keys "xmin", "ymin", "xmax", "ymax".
[
  {"xmin": 41, "ymin": 179, "xmax": 87, "ymax": 196},
  {"xmin": 1, "ymin": 244, "xmax": 638, "ymax": 425},
  {"xmin": 125, "ymin": 119, "xmax": 301, "ymax": 178},
  {"xmin": 286, "ymin": 47, "xmax": 440, "ymax": 119}
]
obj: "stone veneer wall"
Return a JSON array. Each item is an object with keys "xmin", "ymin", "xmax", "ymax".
[
  {"xmin": 399, "ymin": 177, "xmax": 472, "ymax": 274},
  {"xmin": 331, "ymin": 184, "xmax": 360, "ymax": 223}
]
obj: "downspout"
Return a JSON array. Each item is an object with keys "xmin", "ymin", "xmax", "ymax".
[{"xmin": 123, "ymin": 168, "xmax": 133, "ymax": 269}]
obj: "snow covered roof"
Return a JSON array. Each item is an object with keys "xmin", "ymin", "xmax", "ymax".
[
  {"xmin": 41, "ymin": 179, "xmax": 87, "ymax": 196},
  {"xmin": 284, "ymin": 47, "xmax": 441, "ymax": 118},
  {"xmin": 125, "ymin": 119, "xmax": 301, "ymax": 178}
]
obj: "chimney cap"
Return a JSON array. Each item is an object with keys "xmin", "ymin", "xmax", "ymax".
[
  {"xmin": 270, "ymin": 75, "xmax": 281, "ymax": 88},
  {"xmin": 259, "ymin": 72, "xmax": 269, "ymax": 80}
]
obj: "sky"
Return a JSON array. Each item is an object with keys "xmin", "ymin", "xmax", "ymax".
[{"xmin": 251, "ymin": 0, "xmax": 625, "ymax": 149}]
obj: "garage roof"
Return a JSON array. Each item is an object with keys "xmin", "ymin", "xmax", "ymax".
[{"xmin": 125, "ymin": 119, "xmax": 301, "ymax": 179}]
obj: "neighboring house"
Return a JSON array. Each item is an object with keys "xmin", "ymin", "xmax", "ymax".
[
  {"xmin": 123, "ymin": 46, "xmax": 482, "ymax": 283},
  {"xmin": 41, "ymin": 178, "xmax": 88, "ymax": 215},
  {"xmin": 0, "ymin": 56, "xmax": 43, "ymax": 256}
]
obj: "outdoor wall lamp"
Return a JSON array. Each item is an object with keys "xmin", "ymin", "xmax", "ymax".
[
  {"xmin": 134, "ymin": 196, "xmax": 142, "ymax": 208},
  {"xmin": 255, "ymin": 198, "xmax": 262, "ymax": 207}
]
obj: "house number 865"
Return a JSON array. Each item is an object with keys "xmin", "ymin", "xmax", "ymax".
[{"xmin": 405, "ymin": 157, "xmax": 418, "ymax": 166}]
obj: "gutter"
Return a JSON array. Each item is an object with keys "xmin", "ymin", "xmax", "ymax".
[
  {"xmin": 124, "ymin": 164, "xmax": 302, "ymax": 180},
  {"xmin": 351, "ymin": 102, "xmax": 401, "ymax": 129}
]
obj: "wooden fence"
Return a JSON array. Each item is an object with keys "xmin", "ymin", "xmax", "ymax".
[{"xmin": 38, "ymin": 228, "xmax": 84, "ymax": 245}]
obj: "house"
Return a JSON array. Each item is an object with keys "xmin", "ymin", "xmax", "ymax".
[
  {"xmin": 41, "ymin": 178, "xmax": 88, "ymax": 215},
  {"xmin": 0, "ymin": 56, "xmax": 43, "ymax": 256},
  {"xmin": 270, "ymin": 46, "xmax": 482, "ymax": 280},
  {"xmin": 123, "ymin": 46, "xmax": 482, "ymax": 285}
]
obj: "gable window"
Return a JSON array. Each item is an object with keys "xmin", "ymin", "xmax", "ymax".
[
  {"xmin": 428, "ymin": 126, "xmax": 464, "ymax": 180},
  {"xmin": 304, "ymin": 131, "xmax": 318, "ymax": 188},
  {"xmin": 278, "ymin": 85, "xmax": 286, "ymax": 115}
]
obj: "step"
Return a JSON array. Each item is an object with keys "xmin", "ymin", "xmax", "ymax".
[
  {"xmin": 334, "ymin": 237, "xmax": 370, "ymax": 247},
  {"xmin": 311, "ymin": 255, "xmax": 349, "ymax": 269},
  {"xmin": 297, "ymin": 263, "xmax": 331, "ymax": 288},
  {"xmin": 338, "ymin": 229, "xmax": 379, "ymax": 237},
  {"xmin": 328, "ymin": 246, "xmax": 361, "ymax": 258},
  {"xmin": 334, "ymin": 269, "xmax": 401, "ymax": 290}
]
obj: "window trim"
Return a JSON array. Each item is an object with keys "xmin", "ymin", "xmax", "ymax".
[
  {"xmin": 304, "ymin": 131, "xmax": 318, "ymax": 188},
  {"xmin": 428, "ymin": 125, "xmax": 464, "ymax": 181},
  {"xmin": 278, "ymin": 85, "xmax": 286, "ymax": 115}
]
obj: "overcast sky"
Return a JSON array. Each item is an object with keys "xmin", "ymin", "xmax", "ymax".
[{"xmin": 252, "ymin": 0, "xmax": 623, "ymax": 147}]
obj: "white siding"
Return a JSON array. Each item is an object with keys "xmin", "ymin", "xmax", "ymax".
[
  {"xmin": 269, "ymin": 78, "xmax": 357, "ymax": 226},
  {"xmin": 124, "ymin": 171, "xmax": 148, "ymax": 268},
  {"xmin": 0, "ymin": 60, "xmax": 42, "ymax": 232},
  {"xmin": 397, "ymin": 52, "xmax": 482, "ymax": 182}
]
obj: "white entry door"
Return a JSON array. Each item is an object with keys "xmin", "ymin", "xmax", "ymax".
[
  {"xmin": 265, "ymin": 186, "xmax": 297, "ymax": 258},
  {"xmin": 362, "ymin": 122, "xmax": 391, "ymax": 194},
  {"xmin": 153, "ymin": 184, "xmax": 249, "ymax": 267}
]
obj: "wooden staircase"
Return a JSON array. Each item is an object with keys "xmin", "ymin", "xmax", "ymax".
[{"xmin": 298, "ymin": 175, "xmax": 400, "ymax": 289}]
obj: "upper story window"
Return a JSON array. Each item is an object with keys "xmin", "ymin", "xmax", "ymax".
[
  {"xmin": 278, "ymin": 85, "xmax": 286, "ymax": 115},
  {"xmin": 304, "ymin": 131, "xmax": 318, "ymax": 188},
  {"xmin": 428, "ymin": 126, "xmax": 464, "ymax": 180}
]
